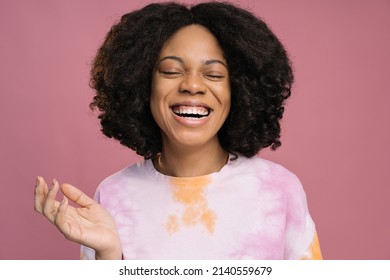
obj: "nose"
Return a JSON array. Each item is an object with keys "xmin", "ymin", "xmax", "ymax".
[{"xmin": 179, "ymin": 73, "xmax": 207, "ymax": 95}]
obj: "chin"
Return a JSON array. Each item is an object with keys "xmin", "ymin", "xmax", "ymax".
[{"xmin": 170, "ymin": 132, "xmax": 216, "ymax": 149}]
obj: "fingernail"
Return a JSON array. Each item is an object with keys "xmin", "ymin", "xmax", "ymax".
[
  {"xmin": 50, "ymin": 179, "xmax": 57, "ymax": 189},
  {"xmin": 35, "ymin": 177, "xmax": 40, "ymax": 187}
]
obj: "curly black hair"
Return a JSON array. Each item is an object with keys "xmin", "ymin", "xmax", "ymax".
[{"xmin": 90, "ymin": 2, "xmax": 293, "ymax": 159}]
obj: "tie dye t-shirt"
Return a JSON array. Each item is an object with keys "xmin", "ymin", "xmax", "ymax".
[{"xmin": 81, "ymin": 156, "xmax": 322, "ymax": 260}]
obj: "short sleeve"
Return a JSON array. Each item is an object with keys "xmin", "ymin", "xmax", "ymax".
[
  {"xmin": 80, "ymin": 245, "xmax": 96, "ymax": 260},
  {"xmin": 300, "ymin": 231, "xmax": 323, "ymax": 259},
  {"xmin": 283, "ymin": 174, "xmax": 322, "ymax": 259}
]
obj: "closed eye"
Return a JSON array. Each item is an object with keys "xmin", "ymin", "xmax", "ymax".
[
  {"xmin": 160, "ymin": 71, "xmax": 182, "ymax": 78},
  {"xmin": 204, "ymin": 74, "xmax": 225, "ymax": 80}
]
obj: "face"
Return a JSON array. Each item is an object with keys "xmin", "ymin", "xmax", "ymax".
[{"xmin": 150, "ymin": 24, "xmax": 231, "ymax": 149}]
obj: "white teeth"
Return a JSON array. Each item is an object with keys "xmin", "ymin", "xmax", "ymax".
[{"xmin": 172, "ymin": 105, "xmax": 210, "ymax": 117}]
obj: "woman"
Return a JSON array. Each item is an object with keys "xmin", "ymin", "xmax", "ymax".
[{"xmin": 34, "ymin": 2, "xmax": 322, "ymax": 260}]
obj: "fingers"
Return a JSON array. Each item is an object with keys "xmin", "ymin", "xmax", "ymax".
[
  {"xmin": 35, "ymin": 177, "xmax": 61, "ymax": 223},
  {"xmin": 61, "ymin": 183, "xmax": 95, "ymax": 208},
  {"xmin": 54, "ymin": 196, "xmax": 74, "ymax": 240},
  {"xmin": 34, "ymin": 176, "xmax": 49, "ymax": 214}
]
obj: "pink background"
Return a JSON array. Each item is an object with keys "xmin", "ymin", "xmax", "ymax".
[{"xmin": 1, "ymin": 0, "xmax": 389, "ymax": 259}]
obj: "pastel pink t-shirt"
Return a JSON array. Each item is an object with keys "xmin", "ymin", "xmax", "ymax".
[{"xmin": 81, "ymin": 156, "xmax": 322, "ymax": 259}]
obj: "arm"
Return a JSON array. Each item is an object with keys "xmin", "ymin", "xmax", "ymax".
[{"xmin": 34, "ymin": 176, "xmax": 122, "ymax": 259}]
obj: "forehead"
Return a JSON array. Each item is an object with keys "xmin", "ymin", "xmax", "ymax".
[{"xmin": 158, "ymin": 24, "xmax": 225, "ymax": 60}]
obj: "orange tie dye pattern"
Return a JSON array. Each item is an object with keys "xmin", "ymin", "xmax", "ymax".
[{"xmin": 166, "ymin": 177, "xmax": 216, "ymax": 234}]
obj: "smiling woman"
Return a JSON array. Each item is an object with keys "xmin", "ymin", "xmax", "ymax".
[
  {"xmin": 151, "ymin": 25, "xmax": 231, "ymax": 177},
  {"xmin": 34, "ymin": 2, "xmax": 322, "ymax": 260}
]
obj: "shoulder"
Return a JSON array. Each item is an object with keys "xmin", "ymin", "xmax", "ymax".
[
  {"xmin": 94, "ymin": 159, "xmax": 152, "ymax": 199},
  {"xmin": 232, "ymin": 156, "xmax": 317, "ymax": 259},
  {"xmin": 224, "ymin": 155, "xmax": 309, "ymax": 207},
  {"xmin": 231, "ymin": 155, "xmax": 303, "ymax": 190}
]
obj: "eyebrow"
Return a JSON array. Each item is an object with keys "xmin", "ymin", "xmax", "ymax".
[
  {"xmin": 156, "ymin": 56, "xmax": 228, "ymax": 69},
  {"xmin": 157, "ymin": 56, "xmax": 184, "ymax": 64},
  {"xmin": 204, "ymin": 59, "xmax": 228, "ymax": 69}
]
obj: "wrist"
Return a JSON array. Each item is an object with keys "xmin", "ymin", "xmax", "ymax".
[{"xmin": 95, "ymin": 240, "xmax": 122, "ymax": 260}]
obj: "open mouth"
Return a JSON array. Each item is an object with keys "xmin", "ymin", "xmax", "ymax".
[{"xmin": 171, "ymin": 105, "xmax": 211, "ymax": 119}]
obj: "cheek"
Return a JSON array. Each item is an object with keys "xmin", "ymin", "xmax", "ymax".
[
  {"xmin": 150, "ymin": 85, "xmax": 161, "ymax": 122},
  {"xmin": 150, "ymin": 83, "xmax": 170, "ymax": 130},
  {"xmin": 222, "ymin": 87, "xmax": 232, "ymax": 122},
  {"xmin": 226, "ymin": 88, "xmax": 231, "ymax": 106},
  {"xmin": 220, "ymin": 84, "xmax": 231, "ymax": 111},
  {"xmin": 226, "ymin": 80, "xmax": 232, "ymax": 106}
]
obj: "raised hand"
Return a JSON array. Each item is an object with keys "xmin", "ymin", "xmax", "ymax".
[{"xmin": 34, "ymin": 177, "xmax": 122, "ymax": 259}]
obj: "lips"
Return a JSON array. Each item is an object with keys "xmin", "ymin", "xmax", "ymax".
[
  {"xmin": 169, "ymin": 102, "xmax": 213, "ymax": 127},
  {"xmin": 171, "ymin": 105, "xmax": 211, "ymax": 119}
]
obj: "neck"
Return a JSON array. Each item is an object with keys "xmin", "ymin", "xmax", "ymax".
[{"xmin": 154, "ymin": 140, "xmax": 229, "ymax": 177}]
